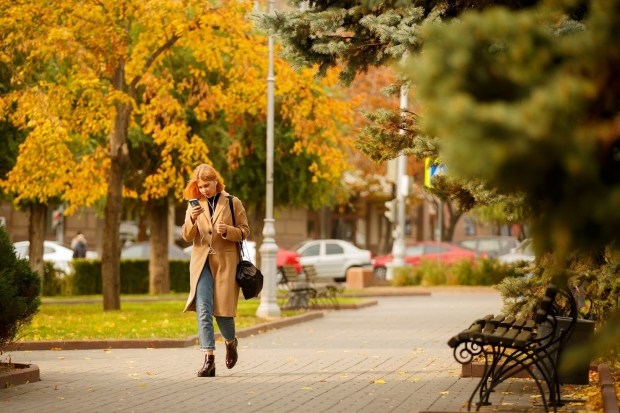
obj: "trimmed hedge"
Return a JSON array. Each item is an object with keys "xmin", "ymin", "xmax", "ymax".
[
  {"xmin": 54, "ymin": 259, "xmax": 191, "ymax": 295},
  {"xmin": 391, "ymin": 257, "xmax": 523, "ymax": 287}
]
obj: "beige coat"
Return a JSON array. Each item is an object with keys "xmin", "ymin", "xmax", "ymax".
[{"xmin": 182, "ymin": 190, "xmax": 250, "ymax": 316}]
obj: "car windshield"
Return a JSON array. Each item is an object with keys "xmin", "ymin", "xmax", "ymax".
[
  {"xmin": 290, "ymin": 241, "xmax": 309, "ymax": 252},
  {"xmin": 520, "ymin": 239, "xmax": 535, "ymax": 255},
  {"xmin": 405, "ymin": 245, "xmax": 424, "ymax": 256}
]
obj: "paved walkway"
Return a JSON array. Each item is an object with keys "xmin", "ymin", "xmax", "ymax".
[{"xmin": 2, "ymin": 291, "xmax": 572, "ymax": 412}]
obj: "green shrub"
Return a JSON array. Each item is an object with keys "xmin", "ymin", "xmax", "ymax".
[
  {"xmin": 392, "ymin": 266, "xmax": 422, "ymax": 286},
  {"xmin": 0, "ymin": 226, "xmax": 41, "ymax": 351},
  {"xmin": 419, "ymin": 259, "xmax": 448, "ymax": 285},
  {"xmin": 390, "ymin": 257, "xmax": 523, "ymax": 287},
  {"xmin": 68, "ymin": 259, "xmax": 191, "ymax": 295},
  {"xmin": 42, "ymin": 261, "xmax": 67, "ymax": 296}
]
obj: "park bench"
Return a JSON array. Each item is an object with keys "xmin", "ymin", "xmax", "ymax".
[
  {"xmin": 280, "ymin": 265, "xmax": 311, "ymax": 309},
  {"xmin": 302, "ymin": 264, "xmax": 344, "ymax": 309},
  {"xmin": 447, "ymin": 281, "xmax": 578, "ymax": 413}
]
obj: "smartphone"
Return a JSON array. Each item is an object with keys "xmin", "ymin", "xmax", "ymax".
[{"xmin": 189, "ymin": 199, "xmax": 200, "ymax": 208}]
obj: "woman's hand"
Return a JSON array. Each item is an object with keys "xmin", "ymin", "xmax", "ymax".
[
  {"xmin": 216, "ymin": 220, "xmax": 227, "ymax": 236},
  {"xmin": 190, "ymin": 205, "xmax": 204, "ymax": 223}
]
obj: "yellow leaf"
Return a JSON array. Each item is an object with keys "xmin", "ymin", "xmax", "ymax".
[
  {"xmin": 300, "ymin": 387, "xmax": 312, "ymax": 390},
  {"xmin": 370, "ymin": 379, "xmax": 386, "ymax": 384},
  {"xmin": 438, "ymin": 391, "xmax": 449, "ymax": 395}
]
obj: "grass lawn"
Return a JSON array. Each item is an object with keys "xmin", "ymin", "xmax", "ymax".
[{"xmin": 21, "ymin": 296, "xmax": 367, "ymax": 341}]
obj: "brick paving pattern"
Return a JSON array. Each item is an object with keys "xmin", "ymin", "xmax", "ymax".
[{"xmin": 2, "ymin": 291, "xmax": 584, "ymax": 412}]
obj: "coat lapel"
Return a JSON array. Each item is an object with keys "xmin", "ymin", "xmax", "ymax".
[{"xmin": 212, "ymin": 191, "xmax": 228, "ymax": 224}]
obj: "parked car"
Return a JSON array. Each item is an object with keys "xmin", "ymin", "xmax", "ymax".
[
  {"xmin": 291, "ymin": 239, "xmax": 372, "ymax": 282},
  {"xmin": 12, "ymin": 240, "xmax": 98, "ymax": 274},
  {"xmin": 458, "ymin": 236, "xmax": 519, "ymax": 258},
  {"xmin": 497, "ymin": 238, "xmax": 535, "ymax": 264},
  {"xmin": 372, "ymin": 241, "xmax": 477, "ymax": 279},
  {"xmin": 121, "ymin": 242, "xmax": 190, "ymax": 260}
]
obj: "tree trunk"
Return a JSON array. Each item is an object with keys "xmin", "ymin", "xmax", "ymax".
[
  {"xmin": 319, "ymin": 206, "xmax": 330, "ymax": 239},
  {"xmin": 28, "ymin": 203, "xmax": 47, "ymax": 282},
  {"xmin": 147, "ymin": 199, "xmax": 170, "ymax": 294},
  {"xmin": 442, "ymin": 200, "xmax": 462, "ymax": 242},
  {"xmin": 101, "ymin": 64, "xmax": 131, "ymax": 310}
]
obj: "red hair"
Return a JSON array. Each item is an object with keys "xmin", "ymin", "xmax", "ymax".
[{"xmin": 183, "ymin": 164, "xmax": 225, "ymax": 200}]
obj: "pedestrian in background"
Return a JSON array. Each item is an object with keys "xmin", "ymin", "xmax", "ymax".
[
  {"xmin": 181, "ymin": 164, "xmax": 250, "ymax": 377},
  {"xmin": 71, "ymin": 231, "xmax": 87, "ymax": 259}
]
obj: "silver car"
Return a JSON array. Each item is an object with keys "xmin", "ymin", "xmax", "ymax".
[
  {"xmin": 291, "ymin": 239, "xmax": 372, "ymax": 282},
  {"xmin": 497, "ymin": 238, "xmax": 535, "ymax": 264}
]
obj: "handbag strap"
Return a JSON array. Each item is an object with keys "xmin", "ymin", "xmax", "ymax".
[{"xmin": 227, "ymin": 195, "xmax": 244, "ymax": 261}]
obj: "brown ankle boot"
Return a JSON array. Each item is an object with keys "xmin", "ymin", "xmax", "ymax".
[
  {"xmin": 197, "ymin": 354, "xmax": 215, "ymax": 377},
  {"xmin": 225, "ymin": 337, "xmax": 238, "ymax": 369}
]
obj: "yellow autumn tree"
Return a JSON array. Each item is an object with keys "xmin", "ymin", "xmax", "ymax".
[
  {"xmin": 1, "ymin": 0, "xmax": 359, "ymax": 304},
  {"xmin": 0, "ymin": 0, "xmax": 260, "ymax": 309}
]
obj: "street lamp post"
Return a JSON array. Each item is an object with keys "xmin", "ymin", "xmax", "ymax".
[
  {"xmin": 387, "ymin": 87, "xmax": 408, "ymax": 280},
  {"xmin": 256, "ymin": 0, "xmax": 281, "ymax": 318}
]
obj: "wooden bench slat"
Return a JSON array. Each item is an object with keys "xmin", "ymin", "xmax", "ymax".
[
  {"xmin": 514, "ymin": 330, "xmax": 533, "ymax": 348},
  {"xmin": 490, "ymin": 315, "xmax": 505, "ymax": 326},
  {"xmin": 500, "ymin": 316, "xmax": 516, "ymax": 328}
]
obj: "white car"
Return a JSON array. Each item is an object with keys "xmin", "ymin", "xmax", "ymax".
[
  {"xmin": 12, "ymin": 240, "xmax": 98, "ymax": 274},
  {"xmin": 291, "ymin": 239, "xmax": 372, "ymax": 282},
  {"xmin": 497, "ymin": 238, "xmax": 536, "ymax": 264}
]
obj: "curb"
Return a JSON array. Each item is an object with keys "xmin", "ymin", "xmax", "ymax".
[
  {"xmin": 5, "ymin": 311, "xmax": 324, "ymax": 352},
  {"xmin": 0, "ymin": 363, "xmax": 40, "ymax": 388},
  {"xmin": 282, "ymin": 299, "xmax": 378, "ymax": 311},
  {"xmin": 340, "ymin": 291, "xmax": 431, "ymax": 297},
  {"xmin": 599, "ymin": 364, "xmax": 619, "ymax": 413}
]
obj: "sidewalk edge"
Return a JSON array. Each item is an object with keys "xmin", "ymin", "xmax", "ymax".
[{"xmin": 5, "ymin": 311, "xmax": 325, "ymax": 352}]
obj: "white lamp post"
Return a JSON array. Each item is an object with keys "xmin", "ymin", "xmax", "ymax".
[
  {"xmin": 387, "ymin": 87, "xmax": 408, "ymax": 280},
  {"xmin": 256, "ymin": 0, "xmax": 281, "ymax": 318}
]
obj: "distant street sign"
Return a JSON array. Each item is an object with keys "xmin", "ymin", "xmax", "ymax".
[{"xmin": 424, "ymin": 158, "xmax": 447, "ymax": 187}]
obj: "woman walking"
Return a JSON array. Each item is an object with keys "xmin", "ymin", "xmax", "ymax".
[{"xmin": 182, "ymin": 164, "xmax": 250, "ymax": 377}]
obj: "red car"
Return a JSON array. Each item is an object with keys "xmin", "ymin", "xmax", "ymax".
[
  {"xmin": 277, "ymin": 248, "xmax": 302, "ymax": 274},
  {"xmin": 372, "ymin": 241, "xmax": 476, "ymax": 279}
]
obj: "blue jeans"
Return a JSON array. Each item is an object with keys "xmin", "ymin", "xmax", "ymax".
[{"xmin": 196, "ymin": 260, "xmax": 236, "ymax": 350}]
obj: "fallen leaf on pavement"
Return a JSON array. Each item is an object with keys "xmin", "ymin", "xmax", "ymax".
[
  {"xmin": 51, "ymin": 348, "xmax": 62, "ymax": 351},
  {"xmin": 87, "ymin": 388, "xmax": 93, "ymax": 392},
  {"xmin": 502, "ymin": 391, "xmax": 514, "ymax": 395},
  {"xmin": 408, "ymin": 378, "xmax": 420, "ymax": 383},
  {"xmin": 84, "ymin": 357, "xmax": 91, "ymax": 360},
  {"xmin": 438, "ymin": 391, "xmax": 449, "ymax": 395},
  {"xmin": 54, "ymin": 386, "xmax": 59, "ymax": 390},
  {"xmin": 138, "ymin": 383, "xmax": 147, "ymax": 387},
  {"xmin": 300, "ymin": 387, "xmax": 312, "ymax": 390},
  {"xmin": 397, "ymin": 371, "xmax": 407, "ymax": 374},
  {"xmin": 370, "ymin": 379, "xmax": 386, "ymax": 384},
  {"xmin": 57, "ymin": 397, "xmax": 65, "ymax": 400},
  {"xmin": 128, "ymin": 373, "xmax": 140, "ymax": 376},
  {"xmin": 245, "ymin": 391, "xmax": 255, "ymax": 395},
  {"xmin": 146, "ymin": 372, "xmax": 157, "ymax": 375},
  {"xmin": 58, "ymin": 357, "xmax": 65, "ymax": 360}
]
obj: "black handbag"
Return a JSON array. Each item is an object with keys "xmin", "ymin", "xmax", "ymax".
[{"xmin": 228, "ymin": 196, "xmax": 263, "ymax": 299}]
